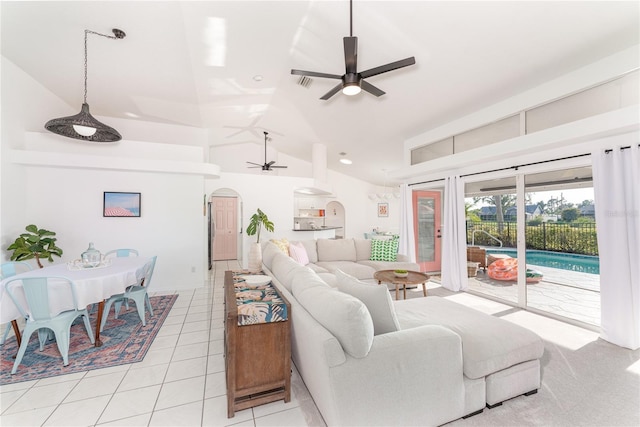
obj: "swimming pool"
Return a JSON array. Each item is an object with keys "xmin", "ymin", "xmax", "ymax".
[{"xmin": 486, "ymin": 248, "xmax": 600, "ymax": 275}]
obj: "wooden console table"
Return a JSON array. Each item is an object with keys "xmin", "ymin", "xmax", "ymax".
[{"xmin": 224, "ymin": 271, "xmax": 291, "ymax": 418}]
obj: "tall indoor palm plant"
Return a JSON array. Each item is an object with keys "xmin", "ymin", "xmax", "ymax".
[{"xmin": 246, "ymin": 209, "xmax": 274, "ymax": 271}]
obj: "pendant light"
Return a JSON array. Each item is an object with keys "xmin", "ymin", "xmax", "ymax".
[{"xmin": 45, "ymin": 28, "xmax": 126, "ymax": 143}]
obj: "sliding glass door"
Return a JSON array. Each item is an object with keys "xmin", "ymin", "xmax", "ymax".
[
  {"xmin": 464, "ymin": 167, "xmax": 600, "ymax": 327},
  {"xmin": 464, "ymin": 177, "xmax": 518, "ymax": 304},
  {"xmin": 524, "ymin": 168, "xmax": 600, "ymax": 326}
]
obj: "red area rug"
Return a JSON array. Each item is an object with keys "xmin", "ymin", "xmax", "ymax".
[{"xmin": 0, "ymin": 294, "xmax": 177, "ymax": 385}]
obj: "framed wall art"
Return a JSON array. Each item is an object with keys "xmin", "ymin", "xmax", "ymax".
[
  {"xmin": 378, "ymin": 202, "xmax": 389, "ymax": 217},
  {"xmin": 103, "ymin": 192, "xmax": 141, "ymax": 217}
]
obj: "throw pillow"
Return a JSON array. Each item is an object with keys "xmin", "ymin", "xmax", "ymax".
[
  {"xmin": 334, "ymin": 269, "xmax": 400, "ymax": 335},
  {"xmin": 292, "ymin": 275, "xmax": 374, "ymax": 358},
  {"xmin": 370, "ymin": 237, "xmax": 399, "ymax": 261},
  {"xmin": 270, "ymin": 238, "xmax": 290, "ymax": 254},
  {"xmin": 288, "ymin": 241, "xmax": 310, "ymax": 265}
]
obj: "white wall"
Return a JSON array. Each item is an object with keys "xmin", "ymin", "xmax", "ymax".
[
  {"xmin": 23, "ymin": 166, "xmax": 206, "ymax": 291},
  {"xmin": 396, "ymin": 45, "xmax": 640, "ymax": 183},
  {"xmin": 1, "ymin": 56, "xmax": 209, "ymax": 291},
  {"xmin": 1, "ymin": 57, "xmax": 72, "ymax": 254},
  {"xmin": 206, "ymin": 167, "xmax": 392, "ymax": 268}
]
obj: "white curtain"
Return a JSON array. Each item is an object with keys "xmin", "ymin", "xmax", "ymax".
[
  {"xmin": 441, "ymin": 176, "xmax": 468, "ymax": 291},
  {"xmin": 592, "ymin": 144, "xmax": 640, "ymax": 350},
  {"xmin": 398, "ymin": 184, "xmax": 417, "ymax": 263}
]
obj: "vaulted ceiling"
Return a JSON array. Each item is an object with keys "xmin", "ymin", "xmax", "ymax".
[{"xmin": 2, "ymin": 1, "xmax": 638, "ymax": 185}]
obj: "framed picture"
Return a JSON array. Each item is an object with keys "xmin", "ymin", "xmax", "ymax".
[
  {"xmin": 378, "ymin": 202, "xmax": 389, "ymax": 217},
  {"xmin": 103, "ymin": 192, "xmax": 141, "ymax": 217}
]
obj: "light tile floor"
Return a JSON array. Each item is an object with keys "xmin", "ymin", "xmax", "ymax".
[
  {"xmin": 0, "ymin": 260, "xmax": 326, "ymax": 427},
  {"xmin": 0, "ymin": 261, "xmax": 616, "ymax": 426}
]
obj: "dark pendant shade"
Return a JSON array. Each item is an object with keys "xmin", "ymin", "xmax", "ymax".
[
  {"xmin": 45, "ymin": 28, "xmax": 125, "ymax": 143},
  {"xmin": 45, "ymin": 103, "xmax": 122, "ymax": 143}
]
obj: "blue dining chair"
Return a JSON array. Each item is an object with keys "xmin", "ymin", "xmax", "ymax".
[
  {"xmin": 4, "ymin": 276, "xmax": 94, "ymax": 374},
  {"xmin": 100, "ymin": 256, "xmax": 157, "ymax": 332},
  {"xmin": 1, "ymin": 261, "xmax": 34, "ymax": 345},
  {"xmin": 104, "ymin": 249, "xmax": 139, "ymax": 258}
]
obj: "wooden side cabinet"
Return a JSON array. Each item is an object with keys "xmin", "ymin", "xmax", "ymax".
[{"xmin": 224, "ymin": 271, "xmax": 291, "ymax": 418}]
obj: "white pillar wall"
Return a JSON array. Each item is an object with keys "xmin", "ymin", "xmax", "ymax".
[{"xmin": 312, "ymin": 143, "xmax": 328, "ymax": 184}]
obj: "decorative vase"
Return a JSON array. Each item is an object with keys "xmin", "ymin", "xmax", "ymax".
[
  {"xmin": 248, "ymin": 242, "xmax": 262, "ymax": 272},
  {"xmin": 81, "ymin": 242, "xmax": 102, "ymax": 268}
]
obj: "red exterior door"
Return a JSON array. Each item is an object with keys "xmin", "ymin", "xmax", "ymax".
[
  {"xmin": 213, "ymin": 197, "xmax": 238, "ymax": 261},
  {"xmin": 413, "ymin": 190, "xmax": 442, "ymax": 272}
]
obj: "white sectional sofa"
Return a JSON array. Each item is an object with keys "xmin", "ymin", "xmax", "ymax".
[
  {"xmin": 277, "ymin": 237, "xmax": 420, "ymax": 280},
  {"xmin": 261, "ymin": 242, "xmax": 544, "ymax": 426}
]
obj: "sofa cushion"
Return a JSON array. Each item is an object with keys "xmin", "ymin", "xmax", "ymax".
[
  {"xmin": 314, "ymin": 261, "xmax": 375, "ymax": 280},
  {"xmin": 370, "ymin": 237, "xmax": 399, "ymax": 262},
  {"xmin": 271, "ymin": 251, "xmax": 304, "ymax": 293},
  {"xmin": 317, "ymin": 238, "xmax": 356, "ymax": 262},
  {"xmin": 358, "ymin": 260, "xmax": 422, "ymax": 272},
  {"xmin": 354, "ymin": 238, "xmax": 372, "ymax": 261},
  {"xmin": 394, "ymin": 297, "xmax": 544, "ymax": 379},
  {"xmin": 293, "ymin": 271, "xmax": 374, "ymax": 358},
  {"xmin": 270, "ymin": 238, "xmax": 290, "ymax": 254},
  {"xmin": 262, "ymin": 242, "xmax": 282, "ymax": 271},
  {"xmin": 335, "ymin": 269, "xmax": 400, "ymax": 335},
  {"xmin": 289, "ymin": 241, "xmax": 310, "ymax": 265}
]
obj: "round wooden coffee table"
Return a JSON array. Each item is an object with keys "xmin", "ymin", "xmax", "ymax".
[{"xmin": 373, "ymin": 270, "xmax": 430, "ymax": 300}]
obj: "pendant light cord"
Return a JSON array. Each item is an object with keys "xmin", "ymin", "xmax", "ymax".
[{"xmin": 83, "ymin": 29, "xmax": 125, "ymax": 104}]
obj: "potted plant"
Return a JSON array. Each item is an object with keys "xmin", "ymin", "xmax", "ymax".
[
  {"xmin": 246, "ymin": 209, "xmax": 274, "ymax": 271},
  {"xmin": 7, "ymin": 224, "xmax": 63, "ymax": 268}
]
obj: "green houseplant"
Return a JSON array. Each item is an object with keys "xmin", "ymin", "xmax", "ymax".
[
  {"xmin": 246, "ymin": 209, "xmax": 274, "ymax": 271},
  {"xmin": 7, "ymin": 224, "xmax": 63, "ymax": 268},
  {"xmin": 246, "ymin": 208, "xmax": 274, "ymax": 243}
]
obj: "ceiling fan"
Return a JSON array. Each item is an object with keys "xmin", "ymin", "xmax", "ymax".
[
  {"xmin": 291, "ymin": 0, "xmax": 416, "ymax": 100},
  {"xmin": 247, "ymin": 131, "xmax": 288, "ymax": 171}
]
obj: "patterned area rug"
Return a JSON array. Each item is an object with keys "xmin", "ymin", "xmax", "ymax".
[{"xmin": 0, "ymin": 294, "xmax": 177, "ymax": 385}]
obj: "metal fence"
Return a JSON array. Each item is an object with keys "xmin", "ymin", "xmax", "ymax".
[{"xmin": 466, "ymin": 221, "xmax": 598, "ymax": 256}]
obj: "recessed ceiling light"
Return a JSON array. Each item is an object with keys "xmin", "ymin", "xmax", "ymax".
[
  {"xmin": 340, "ymin": 158, "xmax": 352, "ymax": 165},
  {"xmin": 253, "ymin": 75, "xmax": 263, "ymax": 82}
]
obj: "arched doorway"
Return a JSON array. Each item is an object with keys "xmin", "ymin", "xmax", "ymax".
[
  {"xmin": 209, "ymin": 188, "xmax": 243, "ymax": 268},
  {"xmin": 325, "ymin": 201, "xmax": 346, "ymax": 238}
]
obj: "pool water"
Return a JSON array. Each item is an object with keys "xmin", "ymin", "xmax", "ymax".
[{"xmin": 486, "ymin": 249, "xmax": 600, "ymax": 275}]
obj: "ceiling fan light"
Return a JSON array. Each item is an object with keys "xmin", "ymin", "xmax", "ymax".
[{"xmin": 342, "ymin": 83, "xmax": 361, "ymax": 96}]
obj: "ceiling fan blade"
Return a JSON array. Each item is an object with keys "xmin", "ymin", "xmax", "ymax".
[
  {"xmin": 247, "ymin": 166, "xmax": 262, "ymax": 169},
  {"xmin": 360, "ymin": 56, "xmax": 416, "ymax": 79},
  {"xmin": 343, "ymin": 37, "xmax": 357, "ymax": 74},
  {"xmin": 246, "ymin": 161, "xmax": 262, "ymax": 166},
  {"xmin": 291, "ymin": 69, "xmax": 342, "ymax": 80},
  {"xmin": 267, "ymin": 160, "xmax": 275, "ymax": 167},
  {"xmin": 320, "ymin": 82, "xmax": 344, "ymax": 100},
  {"xmin": 270, "ymin": 165, "xmax": 288, "ymax": 169},
  {"xmin": 361, "ymin": 80, "xmax": 386, "ymax": 97}
]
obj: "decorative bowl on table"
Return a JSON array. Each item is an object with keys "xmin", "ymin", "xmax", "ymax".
[
  {"xmin": 238, "ymin": 275, "xmax": 272, "ymax": 288},
  {"xmin": 394, "ymin": 269, "xmax": 409, "ymax": 278}
]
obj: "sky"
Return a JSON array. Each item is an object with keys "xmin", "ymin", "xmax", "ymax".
[{"xmin": 527, "ymin": 188, "xmax": 595, "ymax": 206}]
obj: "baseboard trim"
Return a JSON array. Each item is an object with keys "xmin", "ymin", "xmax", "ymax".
[{"xmin": 462, "ymin": 409, "xmax": 484, "ymax": 419}]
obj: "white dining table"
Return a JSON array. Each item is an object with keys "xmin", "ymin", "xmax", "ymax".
[{"xmin": 0, "ymin": 256, "xmax": 152, "ymax": 347}]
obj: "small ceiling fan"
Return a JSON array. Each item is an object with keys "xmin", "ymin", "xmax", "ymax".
[
  {"xmin": 291, "ymin": 0, "xmax": 415, "ymax": 100},
  {"xmin": 247, "ymin": 131, "xmax": 288, "ymax": 171}
]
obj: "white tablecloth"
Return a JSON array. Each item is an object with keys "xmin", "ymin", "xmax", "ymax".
[{"xmin": 0, "ymin": 257, "xmax": 152, "ymax": 323}]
